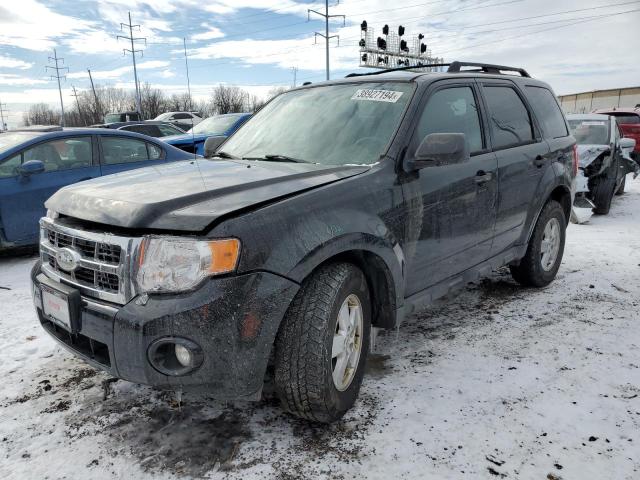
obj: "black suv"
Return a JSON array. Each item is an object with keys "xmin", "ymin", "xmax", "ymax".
[{"xmin": 31, "ymin": 62, "xmax": 576, "ymax": 422}]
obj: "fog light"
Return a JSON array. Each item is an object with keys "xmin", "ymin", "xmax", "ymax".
[
  {"xmin": 147, "ymin": 337, "xmax": 204, "ymax": 376},
  {"xmin": 175, "ymin": 344, "xmax": 193, "ymax": 367}
]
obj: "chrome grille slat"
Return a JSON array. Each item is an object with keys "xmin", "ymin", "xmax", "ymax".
[{"xmin": 39, "ymin": 218, "xmax": 142, "ymax": 305}]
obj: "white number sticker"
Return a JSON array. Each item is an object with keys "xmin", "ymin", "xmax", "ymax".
[{"xmin": 351, "ymin": 89, "xmax": 404, "ymax": 103}]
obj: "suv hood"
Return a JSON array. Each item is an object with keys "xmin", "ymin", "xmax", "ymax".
[
  {"xmin": 577, "ymin": 144, "xmax": 608, "ymax": 168},
  {"xmin": 46, "ymin": 159, "xmax": 369, "ymax": 231}
]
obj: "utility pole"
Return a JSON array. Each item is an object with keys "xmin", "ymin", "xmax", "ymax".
[
  {"xmin": 87, "ymin": 69, "xmax": 102, "ymax": 122},
  {"xmin": 118, "ymin": 11, "xmax": 146, "ymax": 117},
  {"xmin": 46, "ymin": 49, "xmax": 69, "ymax": 127},
  {"xmin": 0, "ymin": 101, "xmax": 8, "ymax": 131},
  {"xmin": 308, "ymin": 0, "xmax": 345, "ymax": 80},
  {"xmin": 70, "ymin": 86, "xmax": 84, "ymax": 126},
  {"xmin": 183, "ymin": 37, "xmax": 192, "ymax": 111},
  {"xmin": 291, "ymin": 66, "xmax": 298, "ymax": 87}
]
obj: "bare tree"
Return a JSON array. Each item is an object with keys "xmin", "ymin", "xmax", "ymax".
[
  {"xmin": 210, "ymin": 85, "xmax": 248, "ymax": 114},
  {"xmin": 140, "ymin": 83, "xmax": 167, "ymax": 119},
  {"xmin": 24, "ymin": 103, "xmax": 60, "ymax": 126}
]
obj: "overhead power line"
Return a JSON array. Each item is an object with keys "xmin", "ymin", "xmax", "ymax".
[{"xmin": 46, "ymin": 49, "xmax": 69, "ymax": 127}]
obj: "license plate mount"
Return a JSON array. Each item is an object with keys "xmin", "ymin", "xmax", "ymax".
[{"xmin": 39, "ymin": 280, "xmax": 82, "ymax": 333}]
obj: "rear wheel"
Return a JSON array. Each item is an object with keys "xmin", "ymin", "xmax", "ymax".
[
  {"xmin": 510, "ymin": 200, "xmax": 566, "ymax": 287},
  {"xmin": 274, "ymin": 262, "xmax": 371, "ymax": 423}
]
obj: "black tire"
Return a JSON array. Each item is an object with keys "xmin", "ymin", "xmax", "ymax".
[
  {"xmin": 590, "ymin": 173, "xmax": 616, "ymax": 214},
  {"xmin": 510, "ymin": 200, "xmax": 566, "ymax": 288},
  {"xmin": 274, "ymin": 262, "xmax": 371, "ymax": 423},
  {"xmin": 616, "ymin": 175, "xmax": 626, "ymax": 196}
]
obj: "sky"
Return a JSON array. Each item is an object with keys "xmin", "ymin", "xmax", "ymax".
[{"xmin": 0, "ymin": 0, "xmax": 639, "ymax": 126}]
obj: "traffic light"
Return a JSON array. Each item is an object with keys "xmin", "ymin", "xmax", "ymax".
[
  {"xmin": 420, "ymin": 43, "xmax": 427, "ymax": 54},
  {"xmin": 377, "ymin": 37, "xmax": 387, "ymax": 50},
  {"xmin": 398, "ymin": 25, "xmax": 405, "ymax": 37},
  {"xmin": 361, "ymin": 20, "xmax": 368, "ymax": 32},
  {"xmin": 382, "ymin": 24, "xmax": 389, "ymax": 35},
  {"xmin": 359, "ymin": 39, "xmax": 366, "ymax": 47},
  {"xmin": 361, "ymin": 53, "xmax": 368, "ymax": 62},
  {"xmin": 400, "ymin": 39, "xmax": 409, "ymax": 52}
]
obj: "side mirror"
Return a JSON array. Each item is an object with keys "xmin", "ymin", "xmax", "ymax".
[
  {"xmin": 619, "ymin": 137, "xmax": 636, "ymax": 150},
  {"xmin": 409, "ymin": 133, "xmax": 470, "ymax": 170},
  {"xmin": 17, "ymin": 160, "xmax": 45, "ymax": 176},
  {"xmin": 204, "ymin": 135, "xmax": 228, "ymax": 158}
]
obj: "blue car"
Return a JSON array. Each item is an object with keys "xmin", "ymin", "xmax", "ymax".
[
  {"xmin": 0, "ymin": 127, "xmax": 194, "ymax": 249},
  {"xmin": 162, "ymin": 113, "xmax": 251, "ymax": 156}
]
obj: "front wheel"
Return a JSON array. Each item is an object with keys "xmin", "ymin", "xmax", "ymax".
[
  {"xmin": 510, "ymin": 200, "xmax": 566, "ymax": 287},
  {"xmin": 591, "ymin": 173, "xmax": 616, "ymax": 214},
  {"xmin": 274, "ymin": 262, "xmax": 371, "ymax": 423}
]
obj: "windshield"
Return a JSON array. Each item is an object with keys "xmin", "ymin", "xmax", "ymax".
[
  {"xmin": 0, "ymin": 132, "xmax": 37, "ymax": 156},
  {"xmin": 190, "ymin": 115, "xmax": 243, "ymax": 135},
  {"xmin": 568, "ymin": 119, "xmax": 610, "ymax": 145},
  {"xmin": 221, "ymin": 82, "xmax": 414, "ymax": 165}
]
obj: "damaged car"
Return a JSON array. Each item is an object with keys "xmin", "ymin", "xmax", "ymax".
[
  {"xmin": 31, "ymin": 62, "xmax": 576, "ymax": 422},
  {"xmin": 567, "ymin": 114, "xmax": 638, "ymax": 223}
]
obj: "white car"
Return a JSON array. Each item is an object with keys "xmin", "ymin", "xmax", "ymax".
[{"xmin": 153, "ymin": 112, "xmax": 202, "ymax": 132}]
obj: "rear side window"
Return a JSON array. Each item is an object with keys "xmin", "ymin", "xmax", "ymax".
[
  {"xmin": 101, "ymin": 137, "xmax": 151, "ymax": 165},
  {"xmin": 525, "ymin": 86, "xmax": 568, "ymax": 138},
  {"xmin": 416, "ymin": 86, "xmax": 484, "ymax": 153},
  {"xmin": 173, "ymin": 113, "xmax": 191, "ymax": 120},
  {"xmin": 483, "ymin": 86, "xmax": 534, "ymax": 149}
]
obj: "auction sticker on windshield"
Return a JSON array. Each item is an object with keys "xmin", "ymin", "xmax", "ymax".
[{"xmin": 351, "ymin": 89, "xmax": 404, "ymax": 103}]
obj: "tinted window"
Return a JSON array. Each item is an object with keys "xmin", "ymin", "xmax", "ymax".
[
  {"xmin": 101, "ymin": 137, "xmax": 150, "ymax": 164},
  {"xmin": 173, "ymin": 113, "xmax": 191, "ymax": 120},
  {"xmin": 123, "ymin": 125, "xmax": 162, "ymax": 137},
  {"xmin": 23, "ymin": 137, "xmax": 92, "ymax": 172},
  {"xmin": 415, "ymin": 86, "xmax": 483, "ymax": 153},
  {"xmin": 0, "ymin": 154, "xmax": 22, "ymax": 178},
  {"xmin": 157, "ymin": 124, "xmax": 182, "ymax": 136},
  {"xmin": 525, "ymin": 86, "xmax": 568, "ymax": 138},
  {"xmin": 484, "ymin": 86, "xmax": 534, "ymax": 149},
  {"xmin": 609, "ymin": 114, "xmax": 640, "ymax": 125}
]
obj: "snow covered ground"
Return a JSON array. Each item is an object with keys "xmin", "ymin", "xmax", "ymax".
[{"xmin": 1, "ymin": 179, "xmax": 639, "ymax": 480}]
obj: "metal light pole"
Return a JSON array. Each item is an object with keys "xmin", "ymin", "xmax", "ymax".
[{"xmin": 308, "ymin": 0, "xmax": 345, "ymax": 81}]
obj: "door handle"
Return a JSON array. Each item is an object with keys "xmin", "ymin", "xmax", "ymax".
[
  {"xmin": 474, "ymin": 170, "xmax": 493, "ymax": 185},
  {"xmin": 534, "ymin": 155, "xmax": 546, "ymax": 168}
]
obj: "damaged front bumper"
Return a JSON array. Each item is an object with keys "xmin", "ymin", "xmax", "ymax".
[
  {"xmin": 571, "ymin": 169, "xmax": 596, "ymax": 224},
  {"xmin": 31, "ymin": 261, "xmax": 299, "ymax": 400}
]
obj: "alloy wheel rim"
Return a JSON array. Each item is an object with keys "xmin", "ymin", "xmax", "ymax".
[
  {"xmin": 540, "ymin": 217, "xmax": 561, "ymax": 271},
  {"xmin": 331, "ymin": 294, "xmax": 363, "ymax": 391}
]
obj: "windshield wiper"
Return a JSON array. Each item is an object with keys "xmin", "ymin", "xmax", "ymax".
[
  {"xmin": 243, "ymin": 154, "xmax": 312, "ymax": 164},
  {"xmin": 211, "ymin": 151, "xmax": 239, "ymax": 159}
]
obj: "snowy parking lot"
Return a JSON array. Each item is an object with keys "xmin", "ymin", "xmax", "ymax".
[{"xmin": 1, "ymin": 179, "xmax": 639, "ymax": 480}]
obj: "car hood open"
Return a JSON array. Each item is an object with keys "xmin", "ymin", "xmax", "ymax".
[{"xmin": 46, "ymin": 159, "xmax": 369, "ymax": 231}]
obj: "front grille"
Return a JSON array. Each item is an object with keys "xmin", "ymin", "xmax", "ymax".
[{"xmin": 39, "ymin": 218, "xmax": 140, "ymax": 305}]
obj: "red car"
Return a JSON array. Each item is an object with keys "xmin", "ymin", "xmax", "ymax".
[{"xmin": 594, "ymin": 107, "xmax": 640, "ymax": 159}]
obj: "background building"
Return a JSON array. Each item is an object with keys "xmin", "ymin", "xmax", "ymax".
[{"xmin": 558, "ymin": 86, "xmax": 640, "ymax": 113}]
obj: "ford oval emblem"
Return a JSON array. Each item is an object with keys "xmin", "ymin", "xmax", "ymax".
[{"xmin": 55, "ymin": 247, "xmax": 81, "ymax": 272}]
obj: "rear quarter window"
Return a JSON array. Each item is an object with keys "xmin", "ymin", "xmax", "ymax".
[{"xmin": 525, "ymin": 86, "xmax": 568, "ymax": 138}]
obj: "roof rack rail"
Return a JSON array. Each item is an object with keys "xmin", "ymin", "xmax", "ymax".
[
  {"xmin": 447, "ymin": 61, "xmax": 530, "ymax": 77},
  {"xmin": 345, "ymin": 63, "xmax": 449, "ymax": 78},
  {"xmin": 344, "ymin": 61, "xmax": 530, "ymax": 78}
]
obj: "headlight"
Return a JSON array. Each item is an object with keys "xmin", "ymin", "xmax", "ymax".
[{"xmin": 136, "ymin": 237, "xmax": 241, "ymax": 293}]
